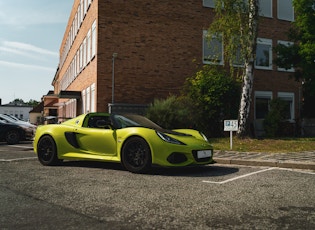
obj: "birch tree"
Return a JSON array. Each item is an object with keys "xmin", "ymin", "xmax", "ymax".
[{"xmin": 208, "ymin": 0, "xmax": 259, "ymax": 137}]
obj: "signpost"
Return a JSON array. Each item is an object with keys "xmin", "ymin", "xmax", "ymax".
[{"xmin": 224, "ymin": 120, "xmax": 238, "ymax": 150}]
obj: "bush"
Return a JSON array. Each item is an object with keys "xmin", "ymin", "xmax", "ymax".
[
  {"xmin": 185, "ymin": 65, "xmax": 241, "ymax": 137},
  {"xmin": 263, "ymin": 99, "xmax": 287, "ymax": 137},
  {"xmin": 146, "ymin": 66, "xmax": 241, "ymax": 138},
  {"xmin": 146, "ymin": 96, "xmax": 196, "ymax": 129}
]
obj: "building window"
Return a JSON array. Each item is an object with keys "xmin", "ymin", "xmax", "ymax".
[
  {"xmin": 203, "ymin": 30, "xmax": 224, "ymax": 65},
  {"xmin": 76, "ymin": 50, "xmax": 80, "ymax": 75},
  {"xmin": 82, "ymin": 84, "xmax": 96, "ymax": 113},
  {"xmin": 83, "ymin": 37, "xmax": 87, "ymax": 67},
  {"xmin": 203, "ymin": 0, "xmax": 216, "ymax": 8},
  {"xmin": 277, "ymin": 40, "xmax": 295, "ymax": 72},
  {"xmin": 259, "ymin": 0, "xmax": 272, "ymax": 18},
  {"xmin": 91, "ymin": 20, "xmax": 97, "ymax": 58},
  {"xmin": 82, "ymin": 89, "xmax": 86, "ymax": 113},
  {"xmin": 84, "ymin": 0, "xmax": 88, "ymax": 15},
  {"xmin": 86, "ymin": 86, "xmax": 90, "ymax": 113},
  {"xmin": 255, "ymin": 91, "xmax": 272, "ymax": 119},
  {"xmin": 79, "ymin": 44, "xmax": 83, "ymax": 71},
  {"xmin": 87, "ymin": 29, "xmax": 91, "ymax": 63},
  {"xmin": 91, "ymin": 83, "xmax": 96, "ymax": 112},
  {"xmin": 278, "ymin": 92, "xmax": 294, "ymax": 120},
  {"xmin": 80, "ymin": 0, "xmax": 84, "ymax": 24},
  {"xmin": 255, "ymin": 38, "xmax": 272, "ymax": 70},
  {"xmin": 232, "ymin": 45, "xmax": 245, "ymax": 67},
  {"xmin": 277, "ymin": 0, "xmax": 294, "ymax": 21}
]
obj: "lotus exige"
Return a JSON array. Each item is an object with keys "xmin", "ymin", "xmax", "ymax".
[{"xmin": 33, "ymin": 113, "xmax": 215, "ymax": 173}]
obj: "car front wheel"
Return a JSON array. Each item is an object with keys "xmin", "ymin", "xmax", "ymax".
[
  {"xmin": 121, "ymin": 137, "xmax": 152, "ymax": 173},
  {"xmin": 37, "ymin": 135, "xmax": 61, "ymax": 166}
]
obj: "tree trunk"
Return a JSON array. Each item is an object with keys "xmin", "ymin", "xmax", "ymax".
[
  {"xmin": 237, "ymin": 61, "xmax": 254, "ymax": 137},
  {"xmin": 237, "ymin": 0, "xmax": 259, "ymax": 137}
]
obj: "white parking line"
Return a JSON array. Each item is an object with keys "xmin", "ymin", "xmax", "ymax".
[
  {"xmin": 9, "ymin": 145, "xmax": 33, "ymax": 150},
  {"xmin": 0, "ymin": 157, "xmax": 37, "ymax": 162},
  {"xmin": 277, "ymin": 167, "xmax": 315, "ymax": 175},
  {"xmin": 202, "ymin": 167, "xmax": 275, "ymax": 184}
]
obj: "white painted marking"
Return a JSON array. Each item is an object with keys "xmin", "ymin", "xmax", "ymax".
[
  {"xmin": 10, "ymin": 145, "xmax": 33, "ymax": 149},
  {"xmin": 277, "ymin": 167, "xmax": 315, "ymax": 175},
  {"xmin": 202, "ymin": 167, "xmax": 275, "ymax": 184},
  {"xmin": 0, "ymin": 157, "xmax": 37, "ymax": 162}
]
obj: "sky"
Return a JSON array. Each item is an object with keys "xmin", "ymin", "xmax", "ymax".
[{"xmin": 0, "ymin": 0, "xmax": 74, "ymax": 105}]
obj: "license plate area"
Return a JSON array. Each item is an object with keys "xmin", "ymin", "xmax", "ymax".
[
  {"xmin": 197, "ymin": 150, "xmax": 212, "ymax": 159},
  {"xmin": 192, "ymin": 150, "xmax": 213, "ymax": 162}
]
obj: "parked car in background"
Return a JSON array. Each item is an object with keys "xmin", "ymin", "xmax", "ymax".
[
  {"xmin": 0, "ymin": 114, "xmax": 36, "ymax": 144},
  {"xmin": 0, "ymin": 120, "xmax": 29, "ymax": 144}
]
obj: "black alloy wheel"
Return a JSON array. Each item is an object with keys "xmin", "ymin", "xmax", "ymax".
[
  {"xmin": 37, "ymin": 135, "xmax": 61, "ymax": 166},
  {"xmin": 5, "ymin": 129, "xmax": 20, "ymax": 145},
  {"xmin": 121, "ymin": 137, "xmax": 152, "ymax": 173}
]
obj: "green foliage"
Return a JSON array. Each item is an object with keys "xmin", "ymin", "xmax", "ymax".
[
  {"xmin": 146, "ymin": 66, "xmax": 241, "ymax": 137},
  {"xmin": 209, "ymin": 0, "xmax": 259, "ymax": 71},
  {"xmin": 274, "ymin": 0, "xmax": 315, "ymax": 117},
  {"xmin": 185, "ymin": 65, "xmax": 241, "ymax": 137},
  {"xmin": 263, "ymin": 99, "xmax": 287, "ymax": 138},
  {"xmin": 208, "ymin": 0, "xmax": 259, "ymax": 137},
  {"xmin": 146, "ymin": 96, "xmax": 195, "ymax": 129},
  {"xmin": 9, "ymin": 98, "xmax": 40, "ymax": 107}
]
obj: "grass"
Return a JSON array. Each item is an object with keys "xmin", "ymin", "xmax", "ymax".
[{"xmin": 209, "ymin": 137, "xmax": 315, "ymax": 153}]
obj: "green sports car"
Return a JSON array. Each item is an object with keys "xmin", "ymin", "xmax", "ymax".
[{"xmin": 33, "ymin": 113, "xmax": 214, "ymax": 173}]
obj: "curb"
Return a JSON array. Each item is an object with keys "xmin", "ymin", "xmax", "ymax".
[{"xmin": 214, "ymin": 158, "xmax": 315, "ymax": 170}]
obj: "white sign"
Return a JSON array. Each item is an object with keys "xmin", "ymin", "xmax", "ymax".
[{"xmin": 224, "ymin": 120, "xmax": 238, "ymax": 131}]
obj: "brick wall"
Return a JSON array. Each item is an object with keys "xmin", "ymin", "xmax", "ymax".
[
  {"xmin": 97, "ymin": 0, "xmax": 214, "ymax": 110},
  {"xmin": 56, "ymin": 0, "xmax": 301, "ymax": 122}
]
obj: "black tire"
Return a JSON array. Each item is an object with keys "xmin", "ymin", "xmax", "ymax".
[
  {"xmin": 37, "ymin": 135, "xmax": 61, "ymax": 166},
  {"xmin": 5, "ymin": 129, "xmax": 20, "ymax": 145},
  {"xmin": 121, "ymin": 137, "xmax": 152, "ymax": 173}
]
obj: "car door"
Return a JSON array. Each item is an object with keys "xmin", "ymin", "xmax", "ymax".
[{"xmin": 74, "ymin": 126, "xmax": 117, "ymax": 156}]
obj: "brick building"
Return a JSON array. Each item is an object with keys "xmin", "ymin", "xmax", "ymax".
[{"xmin": 45, "ymin": 0, "xmax": 300, "ymax": 135}]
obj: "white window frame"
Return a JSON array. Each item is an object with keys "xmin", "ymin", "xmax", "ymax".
[
  {"xmin": 255, "ymin": 38, "xmax": 273, "ymax": 70},
  {"xmin": 84, "ymin": 0, "xmax": 88, "ymax": 16},
  {"xmin": 87, "ymin": 29, "xmax": 91, "ymax": 63},
  {"xmin": 259, "ymin": 0, "xmax": 272, "ymax": 18},
  {"xmin": 277, "ymin": 40, "xmax": 295, "ymax": 72},
  {"xmin": 77, "ymin": 6, "xmax": 81, "ymax": 29},
  {"xmin": 91, "ymin": 83, "xmax": 96, "ymax": 112},
  {"xmin": 82, "ymin": 89, "xmax": 86, "ymax": 113},
  {"xmin": 80, "ymin": 0, "xmax": 84, "ymax": 24},
  {"xmin": 203, "ymin": 30, "xmax": 224, "ymax": 65},
  {"xmin": 86, "ymin": 86, "xmax": 91, "ymax": 113},
  {"xmin": 277, "ymin": 0, "xmax": 294, "ymax": 21},
  {"xmin": 91, "ymin": 20, "xmax": 97, "ymax": 58},
  {"xmin": 278, "ymin": 92, "xmax": 295, "ymax": 121},
  {"xmin": 79, "ymin": 44, "xmax": 83, "ymax": 71},
  {"xmin": 83, "ymin": 37, "xmax": 87, "ymax": 67},
  {"xmin": 254, "ymin": 91, "xmax": 273, "ymax": 119}
]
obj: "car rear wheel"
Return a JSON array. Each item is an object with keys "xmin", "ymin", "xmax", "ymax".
[
  {"xmin": 121, "ymin": 137, "xmax": 152, "ymax": 173},
  {"xmin": 5, "ymin": 129, "xmax": 20, "ymax": 145},
  {"xmin": 37, "ymin": 135, "xmax": 61, "ymax": 166}
]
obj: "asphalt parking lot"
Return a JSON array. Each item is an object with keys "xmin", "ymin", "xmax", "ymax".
[{"xmin": 1, "ymin": 142, "xmax": 315, "ymax": 229}]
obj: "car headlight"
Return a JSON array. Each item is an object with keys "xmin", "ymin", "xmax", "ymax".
[
  {"xmin": 199, "ymin": 132, "xmax": 209, "ymax": 142},
  {"xmin": 156, "ymin": 131, "xmax": 185, "ymax": 145}
]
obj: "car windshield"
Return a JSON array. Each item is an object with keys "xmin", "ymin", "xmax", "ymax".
[
  {"xmin": 113, "ymin": 114, "xmax": 162, "ymax": 130},
  {"xmin": 0, "ymin": 114, "xmax": 16, "ymax": 123}
]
